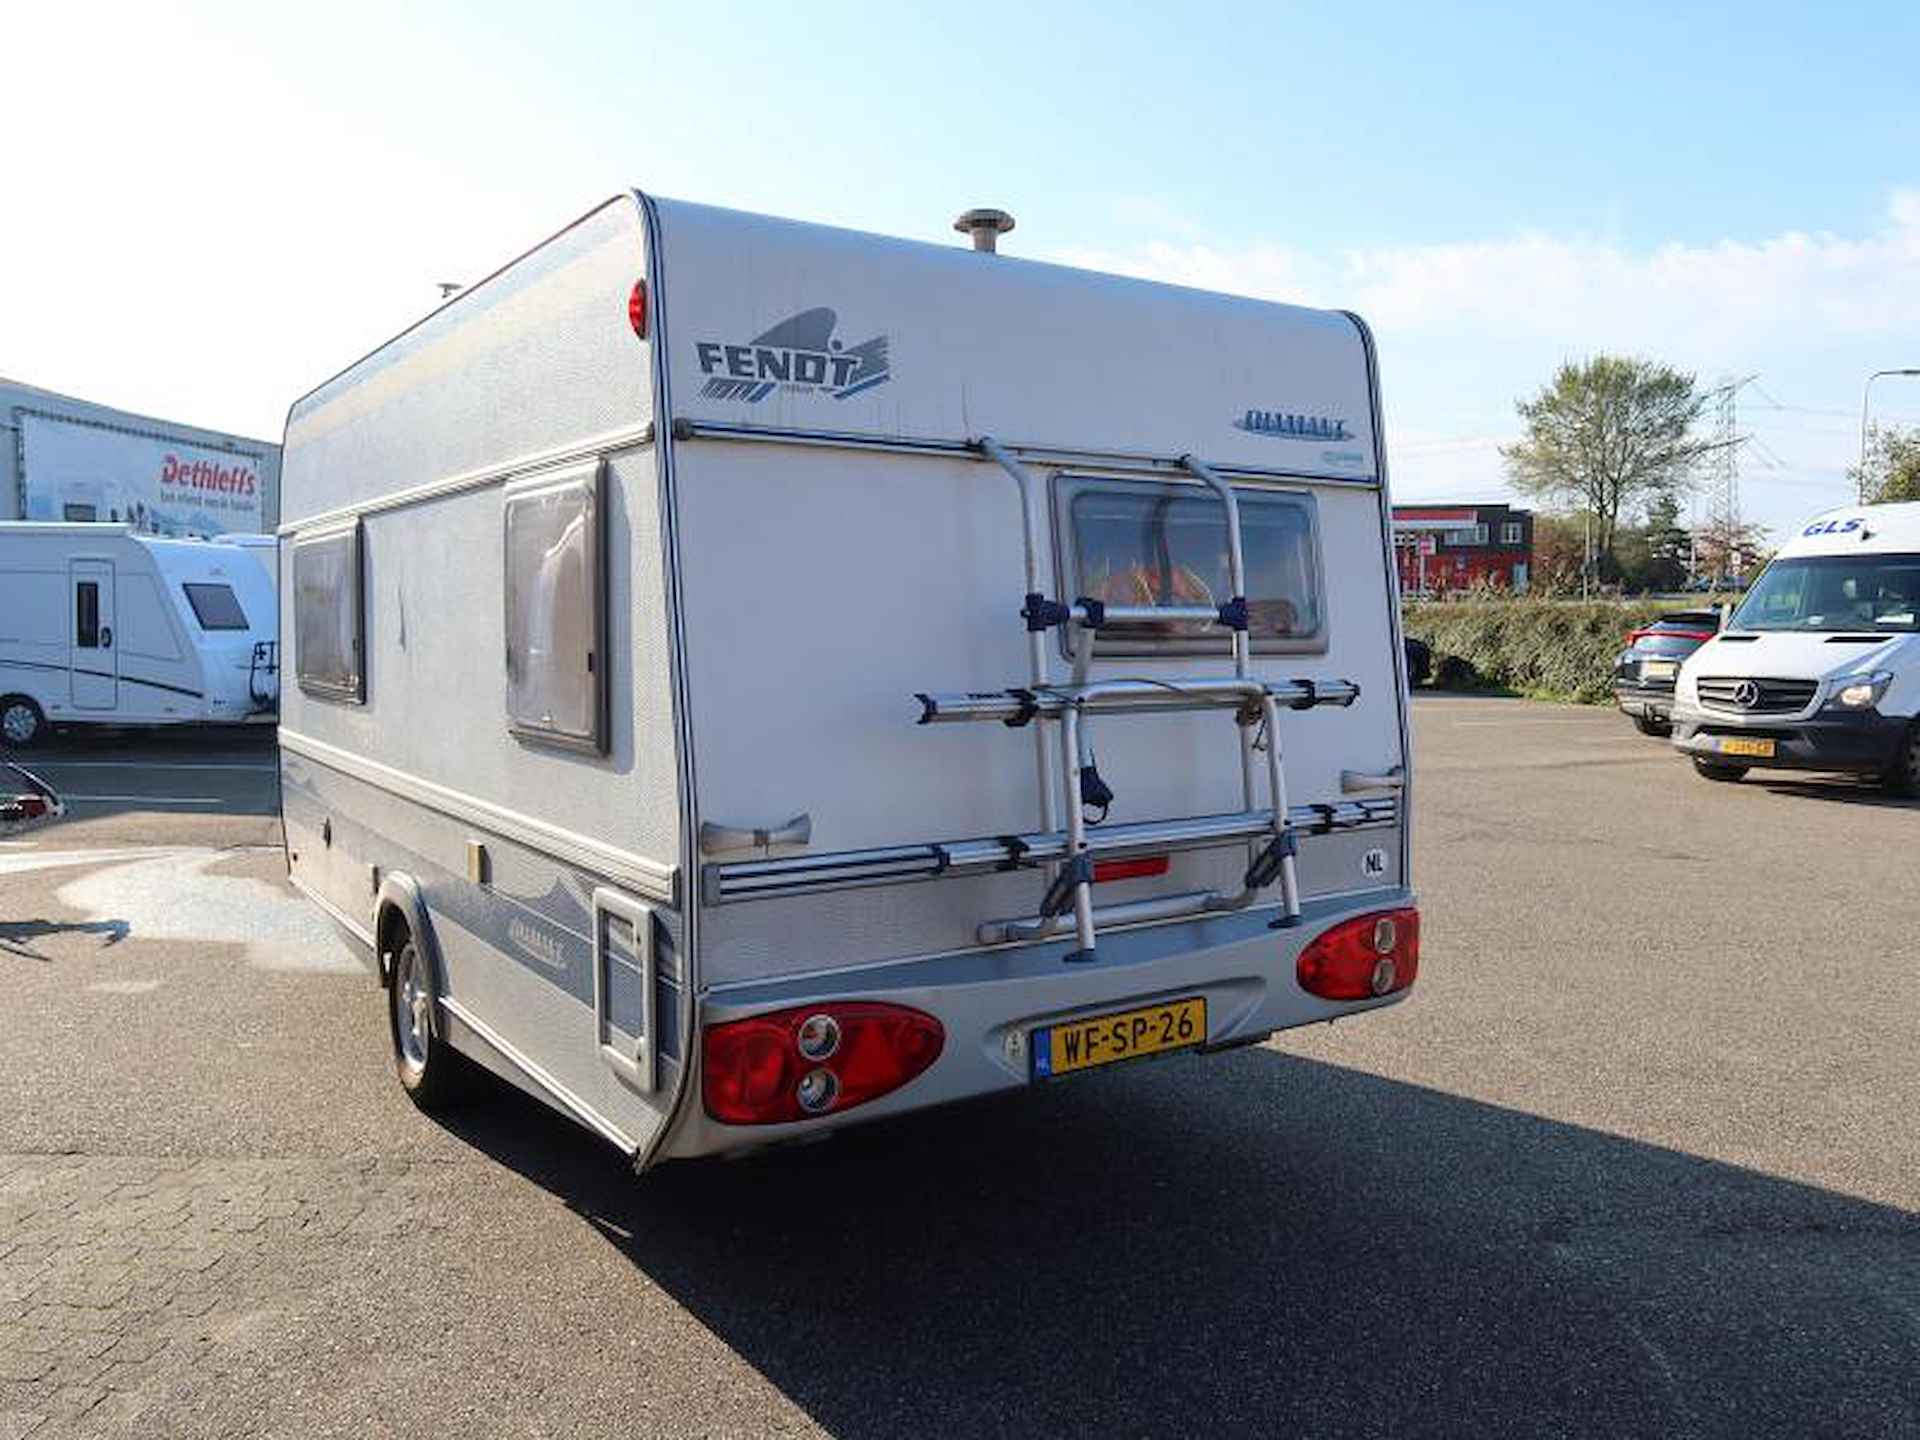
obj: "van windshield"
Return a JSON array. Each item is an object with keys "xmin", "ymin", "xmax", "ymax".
[{"xmin": 1731, "ymin": 552, "xmax": 1920, "ymax": 633}]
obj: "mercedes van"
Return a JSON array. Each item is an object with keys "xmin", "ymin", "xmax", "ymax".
[{"xmin": 1671, "ymin": 502, "xmax": 1920, "ymax": 791}]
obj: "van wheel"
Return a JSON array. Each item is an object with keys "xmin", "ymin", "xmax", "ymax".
[
  {"xmin": 1878, "ymin": 724, "xmax": 1920, "ymax": 798},
  {"xmin": 0, "ymin": 697, "xmax": 45, "ymax": 749},
  {"xmin": 1691, "ymin": 757, "xmax": 1749, "ymax": 782},
  {"xmin": 388, "ymin": 934, "xmax": 472, "ymax": 1109}
]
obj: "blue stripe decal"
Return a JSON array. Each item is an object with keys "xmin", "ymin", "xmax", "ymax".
[{"xmin": 0, "ymin": 655, "xmax": 204, "ymax": 699}]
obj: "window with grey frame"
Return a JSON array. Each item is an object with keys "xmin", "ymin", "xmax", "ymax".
[
  {"xmin": 1060, "ymin": 478, "xmax": 1326, "ymax": 655},
  {"xmin": 293, "ymin": 523, "xmax": 364, "ymax": 702},
  {"xmin": 504, "ymin": 461, "xmax": 606, "ymax": 752}
]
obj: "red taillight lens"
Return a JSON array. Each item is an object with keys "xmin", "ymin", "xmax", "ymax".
[
  {"xmin": 1296, "ymin": 907, "xmax": 1420, "ymax": 1001},
  {"xmin": 1092, "ymin": 855, "xmax": 1170, "ymax": 883},
  {"xmin": 628, "ymin": 279, "xmax": 648, "ymax": 339},
  {"xmin": 702, "ymin": 1001, "xmax": 944, "ymax": 1125}
]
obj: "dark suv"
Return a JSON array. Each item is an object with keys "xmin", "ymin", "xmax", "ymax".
[{"xmin": 1613, "ymin": 611, "xmax": 1720, "ymax": 735}]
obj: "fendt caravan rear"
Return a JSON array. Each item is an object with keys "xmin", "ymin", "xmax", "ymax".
[
  {"xmin": 278, "ymin": 195, "xmax": 1417, "ymax": 1170},
  {"xmin": 0, "ymin": 523, "xmax": 278, "ymax": 746}
]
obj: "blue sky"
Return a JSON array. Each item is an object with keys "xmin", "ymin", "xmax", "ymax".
[{"xmin": 4, "ymin": 0, "xmax": 1918, "ymax": 538}]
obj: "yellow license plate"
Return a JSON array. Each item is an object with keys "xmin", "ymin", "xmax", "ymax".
[
  {"xmin": 1720, "ymin": 736, "xmax": 1776, "ymax": 758},
  {"xmin": 1033, "ymin": 997, "xmax": 1207, "ymax": 1078},
  {"xmin": 1642, "ymin": 660, "xmax": 1677, "ymax": 679}
]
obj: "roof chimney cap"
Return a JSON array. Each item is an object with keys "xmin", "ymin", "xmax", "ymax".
[{"xmin": 954, "ymin": 208, "xmax": 1015, "ymax": 253}]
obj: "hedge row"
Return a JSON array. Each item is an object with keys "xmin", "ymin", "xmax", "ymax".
[{"xmin": 1402, "ymin": 599, "xmax": 1678, "ymax": 703}]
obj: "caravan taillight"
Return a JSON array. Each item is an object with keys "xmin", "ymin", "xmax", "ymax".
[
  {"xmin": 1296, "ymin": 907, "xmax": 1420, "ymax": 1001},
  {"xmin": 703, "ymin": 1001, "xmax": 944, "ymax": 1125},
  {"xmin": 628, "ymin": 279, "xmax": 648, "ymax": 339}
]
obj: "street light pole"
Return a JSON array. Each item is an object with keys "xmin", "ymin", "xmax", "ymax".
[{"xmin": 1858, "ymin": 368, "xmax": 1920, "ymax": 503}]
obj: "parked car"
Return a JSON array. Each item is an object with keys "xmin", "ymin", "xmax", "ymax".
[
  {"xmin": 0, "ymin": 757, "xmax": 63, "ymax": 836},
  {"xmin": 1613, "ymin": 610, "xmax": 1720, "ymax": 735}
]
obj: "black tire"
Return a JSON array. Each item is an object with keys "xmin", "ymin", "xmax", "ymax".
[
  {"xmin": 1633, "ymin": 713, "xmax": 1671, "ymax": 737},
  {"xmin": 1878, "ymin": 723, "xmax": 1920, "ymax": 798},
  {"xmin": 387, "ymin": 933, "xmax": 474, "ymax": 1109},
  {"xmin": 1691, "ymin": 757, "xmax": 1749, "ymax": 782},
  {"xmin": 0, "ymin": 696, "xmax": 46, "ymax": 749}
]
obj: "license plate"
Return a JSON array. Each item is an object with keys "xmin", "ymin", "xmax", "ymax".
[
  {"xmin": 1720, "ymin": 736, "xmax": 1776, "ymax": 758},
  {"xmin": 1642, "ymin": 660, "xmax": 1677, "ymax": 679},
  {"xmin": 1032, "ymin": 997, "xmax": 1206, "ymax": 1078}
]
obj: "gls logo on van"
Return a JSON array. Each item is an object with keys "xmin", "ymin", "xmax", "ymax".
[
  {"xmin": 695, "ymin": 307, "xmax": 891, "ymax": 404},
  {"xmin": 1803, "ymin": 517, "xmax": 1864, "ymax": 537}
]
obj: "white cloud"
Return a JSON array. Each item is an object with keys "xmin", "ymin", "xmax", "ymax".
[{"xmin": 1046, "ymin": 192, "xmax": 1920, "ymax": 528}]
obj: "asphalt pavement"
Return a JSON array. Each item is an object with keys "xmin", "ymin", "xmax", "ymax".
[{"xmin": 0, "ymin": 704, "xmax": 1915, "ymax": 1438}]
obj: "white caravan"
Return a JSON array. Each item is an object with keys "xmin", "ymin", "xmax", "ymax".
[
  {"xmin": 278, "ymin": 195, "xmax": 1416, "ymax": 1170},
  {"xmin": 0, "ymin": 523, "xmax": 279, "ymax": 746},
  {"xmin": 1673, "ymin": 500, "xmax": 1920, "ymax": 790}
]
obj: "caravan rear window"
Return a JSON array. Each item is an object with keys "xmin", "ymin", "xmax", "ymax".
[
  {"xmin": 1060, "ymin": 478, "xmax": 1326, "ymax": 653},
  {"xmin": 182, "ymin": 583, "xmax": 249, "ymax": 631},
  {"xmin": 293, "ymin": 524, "xmax": 364, "ymax": 702},
  {"xmin": 503, "ymin": 462, "xmax": 605, "ymax": 752}
]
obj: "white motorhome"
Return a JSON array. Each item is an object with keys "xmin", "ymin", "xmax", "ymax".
[
  {"xmin": 1673, "ymin": 501, "xmax": 1920, "ymax": 790},
  {"xmin": 0, "ymin": 523, "xmax": 279, "ymax": 746},
  {"xmin": 278, "ymin": 195, "xmax": 1416, "ymax": 1171}
]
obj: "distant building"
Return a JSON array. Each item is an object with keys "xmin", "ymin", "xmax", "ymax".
[
  {"xmin": 1392, "ymin": 503, "xmax": 1533, "ymax": 595},
  {"xmin": 1, "ymin": 377, "xmax": 280, "ymax": 536}
]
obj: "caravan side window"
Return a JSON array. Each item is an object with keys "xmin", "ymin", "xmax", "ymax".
[
  {"xmin": 1060, "ymin": 478, "xmax": 1326, "ymax": 654},
  {"xmin": 503, "ymin": 462, "xmax": 605, "ymax": 752},
  {"xmin": 293, "ymin": 523, "xmax": 364, "ymax": 702}
]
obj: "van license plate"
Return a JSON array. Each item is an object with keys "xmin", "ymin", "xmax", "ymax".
[
  {"xmin": 1720, "ymin": 736, "xmax": 1775, "ymax": 758},
  {"xmin": 1032, "ymin": 997, "xmax": 1206, "ymax": 1078}
]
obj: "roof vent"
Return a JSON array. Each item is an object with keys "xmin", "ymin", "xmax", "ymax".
[{"xmin": 954, "ymin": 208, "xmax": 1015, "ymax": 254}]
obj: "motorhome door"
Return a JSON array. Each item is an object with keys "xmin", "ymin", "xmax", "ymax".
[{"xmin": 69, "ymin": 561, "xmax": 117, "ymax": 710}]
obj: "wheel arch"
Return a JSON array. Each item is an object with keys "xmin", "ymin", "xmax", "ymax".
[{"xmin": 374, "ymin": 871, "xmax": 440, "ymax": 1004}]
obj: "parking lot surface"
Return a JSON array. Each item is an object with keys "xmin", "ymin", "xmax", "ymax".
[{"xmin": 1, "ymin": 702, "xmax": 1915, "ymax": 1438}]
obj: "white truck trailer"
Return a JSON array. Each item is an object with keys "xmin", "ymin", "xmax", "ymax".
[
  {"xmin": 277, "ymin": 194, "xmax": 1417, "ymax": 1170},
  {"xmin": 0, "ymin": 523, "xmax": 279, "ymax": 745}
]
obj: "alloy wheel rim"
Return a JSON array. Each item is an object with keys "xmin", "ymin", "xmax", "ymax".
[
  {"xmin": 1, "ymin": 705, "xmax": 33, "ymax": 744},
  {"xmin": 395, "ymin": 947, "xmax": 430, "ymax": 1070}
]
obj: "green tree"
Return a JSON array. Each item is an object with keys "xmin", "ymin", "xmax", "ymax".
[
  {"xmin": 1849, "ymin": 425, "xmax": 1920, "ymax": 504},
  {"xmin": 1502, "ymin": 356, "xmax": 1717, "ymax": 577}
]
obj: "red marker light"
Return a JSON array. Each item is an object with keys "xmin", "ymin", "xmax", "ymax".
[
  {"xmin": 628, "ymin": 279, "xmax": 648, "ymax": 339},
  {"xmin": 1092, "ymin": 855, "xmax": 1171, "ymax": 883}
]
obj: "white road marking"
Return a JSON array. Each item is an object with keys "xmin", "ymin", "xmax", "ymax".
[
  {"xmin": 89, "ymin": 979, "xmax": 163, "ymax": 995},
  {"xmin": 0, "ymin": 846, "xmax": 188, "ymax": 876},
  {"xmin": 62, "ymin": 794, "xmax": 226, "ymax": 805},
  {"xmin": 28, "ymin": 761, "xmax": 277, "ymax": 772}
]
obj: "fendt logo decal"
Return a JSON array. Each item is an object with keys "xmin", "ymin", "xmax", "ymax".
[
  {"xmin": 695, "ymin": 307, "xmax": 891, "ymax": 403},
  {"xmin": 1234, "ymin": 408, "xmax": 1352, "ymax": 442}
]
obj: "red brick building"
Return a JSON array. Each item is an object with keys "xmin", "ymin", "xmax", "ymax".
[{"xmin": 1392, "ymin": 504, "xmax": 1533, "ymax": 596}]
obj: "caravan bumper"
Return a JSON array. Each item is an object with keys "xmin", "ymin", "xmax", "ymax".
[{"xmin": 657, "ymin": 888, "xmax": 1415, "ymax": 1163}]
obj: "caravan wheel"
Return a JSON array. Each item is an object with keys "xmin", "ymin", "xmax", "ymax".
[
  {"xmin": 388, "ymin": 935, "xmax": 472, "ymax": 1109},
  {"xmin": 0, "ymin": 697, "xmax": 45, "ymax": 749}
]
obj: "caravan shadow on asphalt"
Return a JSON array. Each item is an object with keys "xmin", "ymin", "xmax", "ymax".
[{"xmin": 435, "ymin": 1048, "xmax": 1919, "ymax": 1439}]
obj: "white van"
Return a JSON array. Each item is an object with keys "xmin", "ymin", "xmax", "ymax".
[
  {"xmin": 278, "ymin": 194, "xmax": 1416, "ymax": 1170},
  {"xmin": 1672, "ymin": 500, "xmax": 1920, "ymax": 790},
  {"xmin": 0, "ymin": 523, "xmax": 279, "ymax": 746}
]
